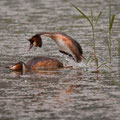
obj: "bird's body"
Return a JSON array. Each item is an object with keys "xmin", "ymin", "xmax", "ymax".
[
  {"xmin": 26, "ymin": 56, "xmax": 63, "ymax": 70},
  {"xmin": 28, "ymin": 32, "xmax": 83, "ymax": 62},
  {"xmin": 9, "ymin": 56, "xmax": 63, "ymax": 72}
]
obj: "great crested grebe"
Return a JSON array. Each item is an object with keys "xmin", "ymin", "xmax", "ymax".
[
  {"xmin": 28, "ymin": 32, "xmax": 84, "ymax": 63},
  {"xmin": 8, "ymin": 56, "xmax": 63, "ymax": 72}
]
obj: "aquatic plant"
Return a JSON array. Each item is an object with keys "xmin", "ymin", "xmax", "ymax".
[
  {"xmin": 108, "ymin": 0, "xmax": 115, "ymax": 63},
  {"xmin": 71, "ymin": 2, "xmax": 103, "ymax": 72}
]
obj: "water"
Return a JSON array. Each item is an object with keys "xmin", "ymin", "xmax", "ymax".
[{"xmin": 0, "ymin": 0, "xmax": 120, "ymax": 120}]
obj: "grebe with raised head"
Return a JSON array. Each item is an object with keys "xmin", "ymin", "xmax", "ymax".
[
  {"xmin": 28, "ymin": 32, "xmax": 84, "ymax": 63},
  {"xmin": 8, "ymin": 56, "xmax": 63, "ymax": 72}
]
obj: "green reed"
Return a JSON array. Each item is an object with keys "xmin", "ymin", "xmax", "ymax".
[
  {"xmin": 71, "ymin": 2, "xmax": 102, "ymax": 72},
  {"xmin": 108, "ymin": 0, "xmax": 115, "ymax": 63}
]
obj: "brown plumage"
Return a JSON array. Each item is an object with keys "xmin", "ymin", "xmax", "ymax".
[
  {"xmin": 26, "ymin": 56, "xmax": 63, "ymax": 70},
  {"xmin": 8, "ymin": 56, "xmax": 63, "ymax": 72},
  {"xmin": 28, "ymin": 32, "xmax": 83, "ymax": 63}
]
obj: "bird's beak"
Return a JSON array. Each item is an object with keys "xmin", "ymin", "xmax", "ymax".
[
  {"xmin": 5, "ymin": 65, "xmax": 14, "ymax": 70},
  {"xmin": 28, "ymin": 43, "xmax": 33, "ymax": 51}
]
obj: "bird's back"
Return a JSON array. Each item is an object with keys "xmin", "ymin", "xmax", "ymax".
[
  {"xmin": 26, "ymin": 56, "xmax": 63, "ymax": 69},
  {"xmin": 49, "ymin": 32, "xmax": 83, "ymax": 62}
]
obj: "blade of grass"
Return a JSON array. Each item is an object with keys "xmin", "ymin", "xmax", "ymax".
[
  {"xmin": 95, "ymin": 11, "xmax": 102, "ymax": 27},
  {"xmin": 94, "ymin": 53, "xmax": 98, "ymax": 69},
  {"xmin": 71, "ymin": 2, "xmax": 94, "ymax": 30},
  {"xmin": 98, "ymin": 57, "xmax": 112, "ymax": 69},
  {"xmin": 98, "ymin": 61, "xmax": 107, "ymax": 69},
  {"xmin": 105, "ymin": 64, "xmax": 112, "ymax": 69},
  {"xmin": 109, "ymin": 15, "xmax": 115, "ymax": 31},
  {"xmin": 85, "ymin": 54, "xmax": 91, "ymax": 65}
]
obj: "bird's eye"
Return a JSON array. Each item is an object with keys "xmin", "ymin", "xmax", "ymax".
[{"xmin": 29, "ymin": 39, "xmax": 34, "ymax": 44}]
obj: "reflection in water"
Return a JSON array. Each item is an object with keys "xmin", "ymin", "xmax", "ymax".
[
  {"xmin": 9, "ymin": 66, "xmax": 73, "ymax": 78},
  {"xmin": 1, "ymin": 68, "xmax": 83, "ymax": 119},
  {"xmin": 45, "ymin": 69, "xmax": 83, "ymax": 104},
  {"xmin": 9, "ymin": 69, "xmax": 63, "ymax": 78}
]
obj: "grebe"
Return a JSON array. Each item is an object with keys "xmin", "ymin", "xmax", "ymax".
[
  {"xmin": 8, "ymin": 56, "xmax": 63, "ymax": 72},
  {"xmin": 28, "ymin": 32, "xmax": 84, "ymax": 63}
]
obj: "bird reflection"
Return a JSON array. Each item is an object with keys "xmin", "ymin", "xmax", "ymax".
[{"xmin": 9, "ymin": 66, "xmax": 72, "ymax": 77}]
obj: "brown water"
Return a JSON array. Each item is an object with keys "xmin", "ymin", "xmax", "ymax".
[{"xmin": 0, "ymin": 0, "xmax": 120, "ymax": 120}]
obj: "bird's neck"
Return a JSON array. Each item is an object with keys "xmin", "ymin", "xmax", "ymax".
[{"xmin": 22, "ymin": 63, "xmax": 29, "ymax": 72}]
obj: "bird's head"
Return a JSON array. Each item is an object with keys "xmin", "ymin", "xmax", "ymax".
[
  {"xmin": 28, "ymin": 34, "xmax": 42, "ymax": 51},
  {"xmin": 8, "ymin": 61, "xmax": 25, "ymax": 71}
]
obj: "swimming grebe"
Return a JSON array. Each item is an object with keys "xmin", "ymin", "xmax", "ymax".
[
  {"xmin": 28, "ymin": 32, "xmax": 84, "ymax": 63},
  {"xmin": 8, "ymin": 56, "xmax": 63, "ymax": 72}
]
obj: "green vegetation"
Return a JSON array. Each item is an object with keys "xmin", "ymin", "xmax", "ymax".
[
  {"xmin": 108, "ymin": 0, "xmax": 115, "ymax": 63},
  {"xmin": 71, "ymin": 2, "xmax": 103, "ymax": 72},
  {"xmin": 71, "ymin": 0, "xmax": 115, "ymax": 72}
]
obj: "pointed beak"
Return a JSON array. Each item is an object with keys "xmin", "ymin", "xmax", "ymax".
[
  {"xmin": 5, "ymin": 65, "xmax": 14, "ymax": 70},
  {"xmin": 28, "ymin": 43, "xmax": 33, "ymax": 51},
  {"xmin": 5, "ymin": 66, "xmax": 10, "ymax": 69}
]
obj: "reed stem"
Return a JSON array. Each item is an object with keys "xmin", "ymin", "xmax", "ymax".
[
  {"xmin": 71, "ymin": 2, "xmax": 102, "ymax": 71},
  {"xmin": 109, "ymin": 0, "xmax": 112, "ymax": 63},
  {"xmin": 92, "ymin": 28, "xmax": 95, "ymax": 53},
  {"xmin": 109, "ymin": 30, "xmax": 112, "ymax": 62}
]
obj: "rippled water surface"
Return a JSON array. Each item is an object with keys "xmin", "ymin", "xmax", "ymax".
[{"xmin": 0, "ymin": 0, "xmax": 120, "ymax": 120}]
